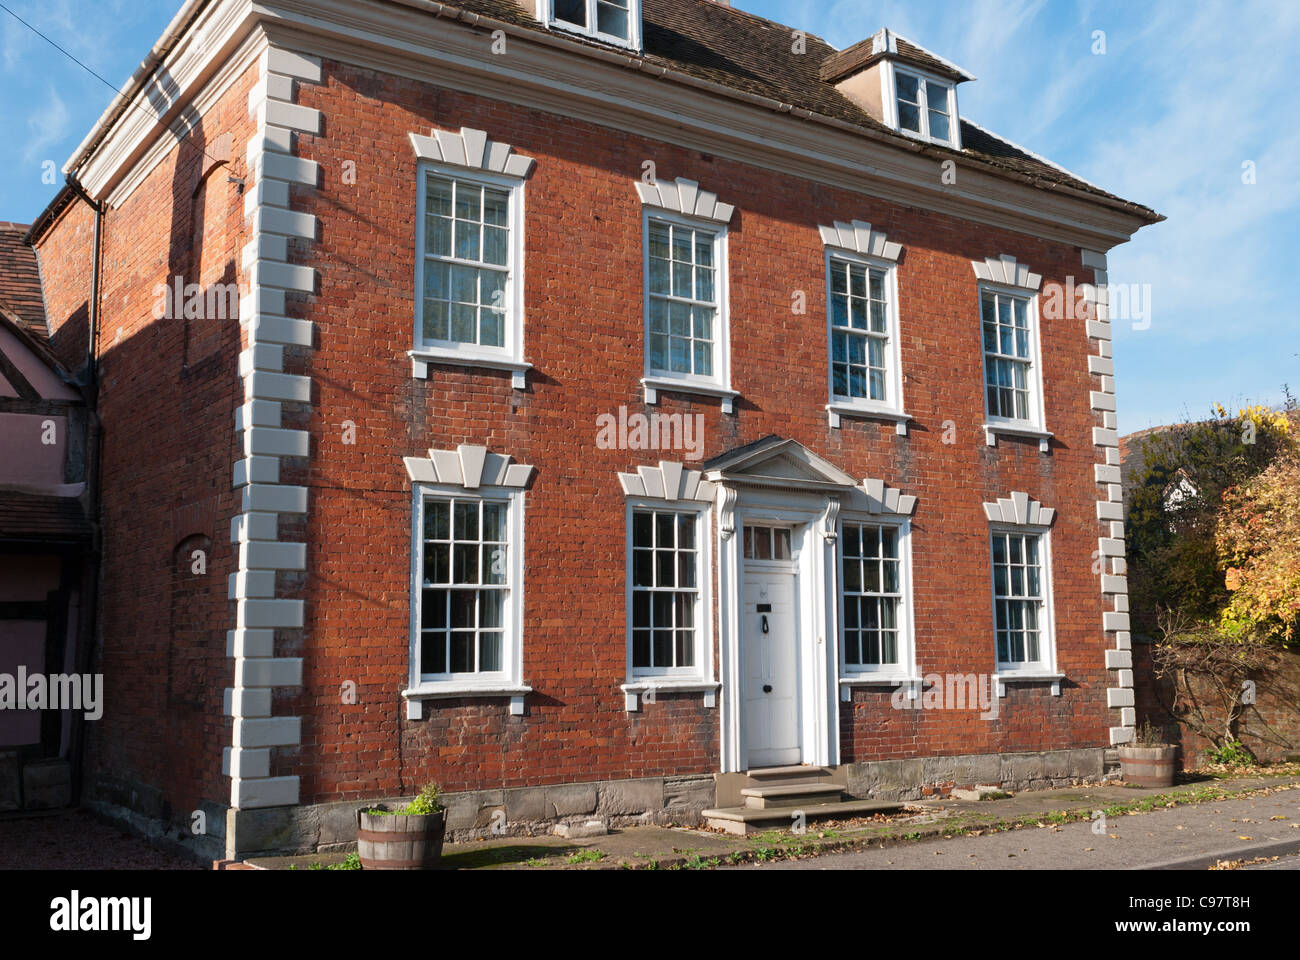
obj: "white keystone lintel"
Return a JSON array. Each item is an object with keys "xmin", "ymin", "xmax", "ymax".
[
  {"xmin": 405, "ymin": 444, "xmax": 534, "ymax": 489},
  {"xmin": 409, "ymin": 125, "xmax": 536, "ymax": 178},
  {"xmin": 634, "ymin": 177, "xmax": 734, "ymax": 223},
  {"xmin": 982, "ymin": 491, "xmax": 1054, "ymax": 527},
  {"xmin": 619, "ymin": 461, "xmax": 717, "ymax": 503},
  {"xmin": 972, "ymin": 254, "xmax": 1042, "ymax": 291},
  {"xmin": 818, "ymin": 220, "xmax": 902, "ymax": 261},
  {"xmin": 852, "ymin": 477, "xmax": 918, "ymax": 516}
]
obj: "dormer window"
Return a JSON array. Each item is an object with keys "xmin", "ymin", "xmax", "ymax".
[
  {"xmin": 892, "ymin": 68, "xmax": 955, "ymax": 145},
  {"xmin": 541, "ymin": 0, "xmax": 641, "ymax": 50}
]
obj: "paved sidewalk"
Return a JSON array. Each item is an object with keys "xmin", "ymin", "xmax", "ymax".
[{"xmin": 730, "ymin": 787, "xmax": 1300, "ymax": 870}]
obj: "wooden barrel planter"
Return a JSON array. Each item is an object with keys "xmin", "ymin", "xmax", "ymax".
[
  {"xmin": 1117, "ymin": 744, "xmax": 1179, "ymax": 788},
  {"xmin": 356, "ymin": 806, "xmax": 446, "ymax": 870}
]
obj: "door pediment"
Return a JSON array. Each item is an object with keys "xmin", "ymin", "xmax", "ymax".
[{"xmin": 702, "ymin": 436, "xmax": 858, "ymax": 492}]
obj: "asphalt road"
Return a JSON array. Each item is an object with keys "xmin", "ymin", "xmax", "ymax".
[{"xmin": 734, "ymin": 786, "xmax": 1300, "ymax": 870}]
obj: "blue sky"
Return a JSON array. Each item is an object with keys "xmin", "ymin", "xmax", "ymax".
[{"xmin": 1, "ymin": 0, "xmax": 1296, "ymax": 435}]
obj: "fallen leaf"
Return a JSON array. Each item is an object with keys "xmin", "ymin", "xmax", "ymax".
[{"xmin": 1239, "ymin": 836, "xmax": 1254, "ymax": 840}]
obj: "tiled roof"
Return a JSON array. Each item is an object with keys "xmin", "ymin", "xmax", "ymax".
[
  {"xmin": 425, "ymin": 0, "xmax": 1157, "ymax": 216},
  {"xmin": 0, "ymin": 222, "xmax": 48, "ymax": 340},
  {"xmin": 0, "ymin": 493, "xmax": 90, "ymax": 545}
]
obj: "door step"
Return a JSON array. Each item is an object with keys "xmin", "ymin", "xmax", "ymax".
[
  {"xmin": 702, "ymin": 799, "xmax": 905, "ymax": 836},
  {"xmin": 744, "ymin": 765, "xmax": 835, "ymax": 783},
  {"xmin": 740, "ymin": 782, "xmax": 845, "ymax": 809}
]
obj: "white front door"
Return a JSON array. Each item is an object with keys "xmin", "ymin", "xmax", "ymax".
[{"xmin": 743, "ymin": 566, "xmax": 801, "ymax": 767}]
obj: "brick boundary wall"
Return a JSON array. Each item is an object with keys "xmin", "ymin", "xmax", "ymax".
[{"xmin": 1131, "ymin": 638, "xmax": 1300, "ymax": 768}]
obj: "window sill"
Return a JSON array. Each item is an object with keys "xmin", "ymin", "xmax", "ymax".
[
  {"xmin": 409, "ymin": 350, "xmax": 531, "ymax": 389},
  {"xmin": 838, "ymin": 674, "xmax": 919, "ymax": 700},
  {"xmin": 642, "ymin": 377, "xmax": 737, "ymax": 414},
  {"xmin": 827, "ymin": 403, "xmax": 913, "ymax": 434},
  {"xmin": 621, "ymin": 680, "xmax": 720, "ymax": 711},
  {"xmin": 993, "ymin": 672, "xmax": 1064, "ymax": 697},
  {"xmin": 402, "ymin": 683, "xmax": 532, "ymax": 718},
  {"xmin": 984, "ymin": 422, "xmax": 1053, "ymax": 453}
]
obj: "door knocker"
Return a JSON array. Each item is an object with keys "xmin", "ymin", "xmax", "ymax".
[{"xmin": 761, "ymin": 614, "xmax": 770, "ymax": 634}]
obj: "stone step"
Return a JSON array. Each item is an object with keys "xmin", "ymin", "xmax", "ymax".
[
  {"xmin": 740, "ymin": 782, "xmax": 846, "ymax": 809},
  {"xmin": 703, "ymin": 799, "xmax": 905, "ymax": 836},
  {"xmin": 744, "ymin": 765, "xmax": 834, "ymax": 783}
]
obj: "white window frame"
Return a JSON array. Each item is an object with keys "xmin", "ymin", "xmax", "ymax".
[
  {"xmin": 882, "ymin": 63, "xmax": 960, "ymax": 148},
  {"xmin": 414, "ymin": 164, "xmax": 526, "ymax": 368},
  {"xmin": 978, "ymin": 281, "xmax": 1047, "ymax": 433},
  {"xmin": 624, "ymin": 498, "xmax": 714, "ymax": 686},
  {"xmin": 824, "ymin": 248, "xmax": 905, "ymax": 419},
  {"xmin": 988, "ymin": 524, "xmax": 1058, "ymax": 679},
  {"xmin": 408, "ymin": 483, "xmax": 527, "ymax": 697},
  {"xmin": 837, "ymin": 515, "xmax": 916, "ymax": 681},
  {"xmin": 537, "ymin": 0, "xmax": 642, "ymax": 51},
  {"xmin": 641, "ymin": 208, "xmax": 732, "ymax": 397}
]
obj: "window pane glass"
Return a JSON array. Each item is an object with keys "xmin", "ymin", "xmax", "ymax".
[
  {"xmin": 478, "ymin": 633, "xmax": 502, "ymax": 673},
  {"xmin": 422, "ymin": 590, "xmax": 446, "ymax": 629},
  {"xmin": 483, "ymin": 188, "xmax": 509, "ymax": 226},
  {"xmin": 896, "ymin": 73, "xmax": 919, "ymax": 102},
  {"xmin": 898, "ymin": 101, "xmax": 920, "ymax": 132},
  {"xmin": 633, "ymin": 511, "xmax": 653, "ymax": 548},
  {"xmin": 450, "ymin": 590, "xmax": 475, "ymax": 628},
  {"xmin": 928, "ymin": 111, "xmax": 949, "ymax": 141},
  {"xmin": 422, "ymin": 632, "xmax": 446, "ymax": 675},
  {"xmin": 450, "ymin": 633, "xmax": 475, "ymax": 673},
  {"xmin": 598, "ymin": 1, "xmax": 629, "ymax": 37},
  {"xmin": 425, "ymin": 500, "xmax": 450, "ymax": 540},
  {"xmin": 427, "ymin": 176, "xmax": 453, "ymax": 215}
]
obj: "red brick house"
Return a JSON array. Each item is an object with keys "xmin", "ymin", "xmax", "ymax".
[{"xmin": 23, "ymin": 0, "xmax": 1160, "ymax": 858}]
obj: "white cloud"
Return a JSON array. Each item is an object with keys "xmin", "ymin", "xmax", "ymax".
[{"xmin": 22, "ymin": 86, "xmax": 69, "ymax": 166}]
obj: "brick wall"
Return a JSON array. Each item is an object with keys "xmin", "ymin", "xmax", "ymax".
[
  {"xmin": 33, "ymin": 60, "xmax": 261, "ymax": 827},
  {"xmin": 1132, "ymin": 639, "xmax": 1300, "ymax": 767},
  {"xmin": 32, "ymin": 198, "xmax": 95, "ymax": 374},
  {"xmin": 32, "ymin": 48, "xmax": 1124, "ymax": 820},
  {"xmin": 275, "ymin": 58, "xmax": 1115, "ymax": 803}
]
